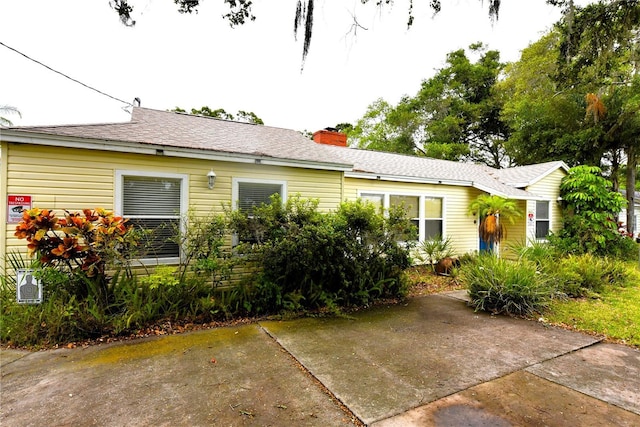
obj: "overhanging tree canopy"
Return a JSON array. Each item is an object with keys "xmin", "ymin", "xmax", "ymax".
[{"xmin": 109, "ymin": 0, "xmax": 560, "ymax": 64}]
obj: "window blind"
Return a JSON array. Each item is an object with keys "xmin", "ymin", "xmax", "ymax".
[
  {"xmin": 123, "ymin": 176, "xmax": 181, "ymax": 216},
  {"xmin": 122, "ymin": 175, "xmax": 182, "ymax": 258},
  {"xmin": 238, "ymin": 182, "xmax": 282, "ymax": 214}
]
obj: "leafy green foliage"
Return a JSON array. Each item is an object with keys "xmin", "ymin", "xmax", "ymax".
[
  {"xmin": 500, "ymin": 31, "xmax": 595, "ymax": 166},
  {"xmin": 470, "ymin": 239, "xmax": 635, "ymax": 315},
  {"xmin": 347, "ymin": 44, "xmax": 511, "ymax": 167},
  {"xmin": 411, "ymin": 44, "xmax": 511, "ymax": 167},
  {"xmin": 414, "ymin": 235, "xmax": 455, "ymax": 270},
  {"xmin": 551, "ymin": 165, "xmax": 634, "ymax": 257},
  {"xmin": 545, "ymin": 274, "xmax": 640, "ymax": 348},
  {"xmin": 346, "ymin": 98, "xmax": 419, "ymax": 155},
  {"xmin": 171, "ymin": 209, "xmax": 237, "ymax": 287},
  {"xmin": 502, "ymin": 2, "xmax": 640, "ymax": 233},
  {"xmin": 229, "ymin": 196, "xmax": 413, "ymax": 314},
  {"xmin": 2, "ymin": 207, "xmax": 237, "ymax": 347},
  {"xmin": 550, "ymin": 254, "xmax": 630, "ymax": 298},
  {"xmin": 461, "ymin": 254, "xmax": 553, "ymax": 316}
]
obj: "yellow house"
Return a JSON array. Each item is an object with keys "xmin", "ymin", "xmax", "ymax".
[
  {"xmin": 315, "ymin": 132, "xmax": 568, "ymax": 256},
  {"xmin": 1, "ymin": 107, "xmax": 567, "ymax": 269}
]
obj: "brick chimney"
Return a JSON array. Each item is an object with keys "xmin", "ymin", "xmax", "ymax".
[{"xmin": 312, "ymin": 127, "xmax": 347, "ymax": 147}]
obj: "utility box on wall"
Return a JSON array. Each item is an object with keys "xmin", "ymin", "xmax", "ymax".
[{"xmin": 16, "ymin": 269, "xmax": 42, "ymax": 304}]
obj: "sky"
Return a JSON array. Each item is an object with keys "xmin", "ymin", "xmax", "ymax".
[{"xmin": 1, "ymin": 0, "xmax": 577, "ymax": 133}]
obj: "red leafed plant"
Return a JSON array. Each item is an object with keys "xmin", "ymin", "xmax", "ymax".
[{"xmin": 15, "ymin": 207, "xmax": 135, "ymax": 278}]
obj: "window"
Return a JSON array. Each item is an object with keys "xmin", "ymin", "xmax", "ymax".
[
  {"xmin": 359, "ymin": 191, "xmax": 444, "ymax": 242},
  {"xmin": 424, "ymin": 197, "xmax": 443, "ymax": 240},
  {"xmin": 390, "ymin": 195, "xmax": 420, "ymax": 241},
  {"xmin": 535, "ymin": 200, "xmax": 550, "ymax": 239},
  {"xmin": 116, "ymin": 171, "xmax": 187, "ymax": 262},
  {"xmin": 233, "ymin": 178, "xmax": 286, "ymax": 243},
  {"xmin": 360, "ymin": 193, "xmax": 384, "ymax": 212},
  {"xmin": 236, "ymin": 181, "xmax": 285, "ymax": 215}
]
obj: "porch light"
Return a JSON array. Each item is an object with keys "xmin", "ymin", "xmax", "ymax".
[{"xmin": 207, "ymin": 169, "xmax": 217, "ymax": 189}]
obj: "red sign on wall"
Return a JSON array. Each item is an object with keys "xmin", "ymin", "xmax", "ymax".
[{"xmin": 7, "ymin": 195, "xmax": 32, "ymax": 224}]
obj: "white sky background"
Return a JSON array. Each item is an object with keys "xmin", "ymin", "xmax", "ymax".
[{"xmin": 1, "ymin": 0, "xmax": 581, "ymax": 132}]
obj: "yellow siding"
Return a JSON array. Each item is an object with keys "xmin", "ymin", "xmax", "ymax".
[
  {"xmin": 343, "ymin": 177, "xmax": 482, "ymax": 256},
  {"xmin": 1, "ymin": 141, "xmax": 8, "ymax": 264},
  {"xmin": 502, "ymin": 200, "xmax": 527, "ymax": 259},
  {"xmin": 2, "ymin": 143, "xmax": 343, "ymax": 267},
  {"xmin": 526, "ymin": 168, "xmax": 566, "ymax": 236}
]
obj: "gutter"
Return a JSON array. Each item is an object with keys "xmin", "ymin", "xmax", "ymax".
[
  {"xmin": 2, "ymin": 131, "xmax": 353, "ymax": 173},
  {"xmin": 346, "ymin": 171, "xmax": 542, "ymax": 200}
]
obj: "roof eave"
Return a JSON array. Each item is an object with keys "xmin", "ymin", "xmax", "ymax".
[
  {"xmin": 345, "ymin": 171, "xmax": 475, "ymax": 187},
  {"xmin": 518, "ymin": 161, "xmax": 570, "ymax": 188},
  {"xmin": 2, "ymin": 131, "xmax": 353, "ymax": 172}
]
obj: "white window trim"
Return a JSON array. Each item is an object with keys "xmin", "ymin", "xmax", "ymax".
[
  {"xmin": 232, "ymin": 177, "xmax": 288, "ymax": 210},
  {"xmin": 358, "ymin": 190, "xmax": 446, "ymax": 242},
  {"xmin": 535, "ymin": 199, "xmax": 551, "ymax": 241},
  {"xmin": 115, "ymin": 170, "xmax": 189, "ymax": 265},
  {"xmin": 231, "ymin": 178, "xmax": 287, "ymax": 246}
]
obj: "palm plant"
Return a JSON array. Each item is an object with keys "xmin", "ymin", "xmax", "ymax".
[
  {"xmin": 468, "ymin": 195, "xmax": 522, "ymax": 249},
  {"xmin": 0, "ymin": 105, "xmax": 21, "ymax": 127}
]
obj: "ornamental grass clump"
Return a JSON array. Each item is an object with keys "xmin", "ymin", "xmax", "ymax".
[
  {"xmin": 461, "ymin": 254, "xmax": 553, "ymax": 316},
  {"xmin": 547, "ymin": 253, "xmax": 631, "ymax": 298}
]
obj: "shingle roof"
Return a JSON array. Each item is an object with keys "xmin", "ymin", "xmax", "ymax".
[
  {"xmin": 5, "ymin": 107, "xmax": 565, "ymax": 199},
  {"xmin": 489, "ymin": 161, "xmax": 569, "ymax": 187},
  {"xmin": 325, "ymin": 147, "xmax": 540, "ymax": 199},
  {"xmin": 6, "ymin": 107, "xmax": 351, "ymax": 168}
]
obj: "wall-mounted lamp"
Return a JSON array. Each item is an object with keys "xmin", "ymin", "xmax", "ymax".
[{"xmin": 207, "ymin": 169, "xmax": 217, "ymax": 190}]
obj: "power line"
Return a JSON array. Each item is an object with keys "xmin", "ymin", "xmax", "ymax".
[{"xmin": 0, "ymin": 41, "xmax": 133, "ymax": 107}]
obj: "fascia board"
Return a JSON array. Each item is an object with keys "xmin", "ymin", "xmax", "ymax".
[
  {"xmin": 2, "ymin": 132, "xmax": 353, "ymax": 172},
  {"xmin": 472, "ymin": 182, "xmax": 543, "ymax": 201},
  {"xmin": 345, "ymin": 171, "xmax": 474, "ymax": 187},
  {"xmin": 508, "ymin": 162, "xmax": 571, "ymax": 188}
]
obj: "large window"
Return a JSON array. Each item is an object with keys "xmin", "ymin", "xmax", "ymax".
[
  {"xmin": 116, "ymin": 171, "xmax": 187, "ymax": 262},
  {"xmin": 535, "ymin": 200, "xmax": 550, "ymax": 239},
  {"xmin": 361, "ymin": 192, "xmax": 444, "ymax": 242},
  {"xmin": 233, "ymin": 178, "xmax": 286, "ymax": 243}
]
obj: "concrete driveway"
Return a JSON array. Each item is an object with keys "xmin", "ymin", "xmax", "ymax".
[{"xmin": 2, "ymin": 292, "xmax": 639, "ymax": 426}]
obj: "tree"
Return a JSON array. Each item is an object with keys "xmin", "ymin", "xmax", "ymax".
[
  {"xmin": 346, "ymin": 98, "xmax": 422, "ymax": 155},
  {"xmin": 468, "ymin": 195, "xmax": 522, "ymax": 254},
  {"xmin": 0, "ymin": 105, "xmax": 21, "ymax": 127},
  {"xmin": 411, "ymin": 43, "xmax": 512, "ymax": 167},
  {"xmin": 500, "ymin": 31, "xmax": 601, "ymax": 167},
  {"xmin": 172, "ymin": 106, "xmax": 264, "ymax": 124},
  {"xmin": 554, "ymin": 0, "xmax": 640, "ymax": 234},
  {"xmin": 501, "ymin": 1, "xmax": 640, "ymax": 236},
  {"xmin": 347, "ymin": 44, "xmax": 512, "ymax": 167}
]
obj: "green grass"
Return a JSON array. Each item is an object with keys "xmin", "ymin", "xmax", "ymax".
[{"xmin": 545, "ymin": 281, "xmax": 640, "ymax": 348}]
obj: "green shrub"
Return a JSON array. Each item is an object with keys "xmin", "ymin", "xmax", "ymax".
[
  {"xmin": 460, "ymin": 254, "xmax": 553, "ymax": 316},
  {"xmin": 229, "ymin": 196, "xmax": 412, "ymax": 314},
  {"xmin": 170, "ymin": 209, "xmax": 236, "ymax": 287},
  {"xmin": 545, "ymin": 254, "xmax": 631, "ymax": 298}
]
